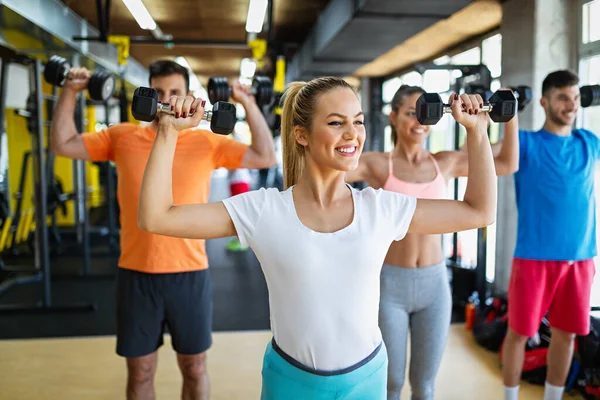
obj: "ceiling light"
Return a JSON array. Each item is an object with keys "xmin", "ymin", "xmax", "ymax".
[
  {"xmin": 240, "ymin": 58, "xmax": 257, "ymax": 79},
  {"xmin": 245, "ymin": 0, "xmax": 268, "ymax": 33},
  {"xmin": 122, "ymin": 0, "xmax": 157, "ymax": 30}
]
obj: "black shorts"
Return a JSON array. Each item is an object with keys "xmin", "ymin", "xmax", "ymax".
[{"xmin": 115, "ymin": 267, "xmax": 213, "ymax": 358}]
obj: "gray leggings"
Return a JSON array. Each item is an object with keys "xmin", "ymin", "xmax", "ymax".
[{"xmin": 379, "ymin": 261, "xmax": 452, "ymax": 400}]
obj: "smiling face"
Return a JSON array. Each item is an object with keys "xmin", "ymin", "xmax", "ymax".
[
  {"xmin": 390, "ymin": 92, "xmax": 430, "ymax": 146},
  {"xmin": 541, "ymin": 85, "xmax": 580, "ymax": 128},
  {"xmin": 295, "ymin": 87, "xmax": 366, "ymax": 172}
]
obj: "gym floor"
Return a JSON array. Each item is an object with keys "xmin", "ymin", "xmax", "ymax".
[{"xmin": 0, "ymin": 326, "xmax": 559, "ymax": 400}]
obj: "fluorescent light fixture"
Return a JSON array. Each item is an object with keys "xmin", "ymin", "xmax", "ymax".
[
  {"xmin": 433, "ymin": 55, "xmax": 450, "ymax": 65},
  {"xmin": 122, "ymin": 0, "xmax": 157, "ymax": 30},
  {"xmin": 240, "ymin": 58, "xmax": 257, "ymax": 79},
  {"xmin": 151, "ymin": 25, "xmax": 173, "ymax": 41},
  {"xmin": 245, "ymin": 0, "xmax": 268, "ymax": 33}
]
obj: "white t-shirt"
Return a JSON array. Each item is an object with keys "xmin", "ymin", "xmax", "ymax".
[{"xmin": 222, "ymin": 184, "xmax": 417, "ymax": 371}]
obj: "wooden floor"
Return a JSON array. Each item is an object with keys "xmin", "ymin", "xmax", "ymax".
[{"xmin": 0, "ymin": 325, "xmax": 580, "ymax": 400}]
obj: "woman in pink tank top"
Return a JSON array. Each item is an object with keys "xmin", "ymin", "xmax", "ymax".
[{"xmin": 346, "ymin": 85, "xmax": 519, "ymax": 399}]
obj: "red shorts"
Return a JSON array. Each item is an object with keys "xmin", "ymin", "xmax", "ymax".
[
  {"xmin": 230, "ymin": 182, "xmax": 250, "ymax": 196},
  {"xmin": 508, "ymin": 257, "xmax": 596, "ymax": 337}
]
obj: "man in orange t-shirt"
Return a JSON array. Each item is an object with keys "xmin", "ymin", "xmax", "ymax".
[{"xmin": 49, "ymin": 60, "xmax": 276, "ymax": 399}]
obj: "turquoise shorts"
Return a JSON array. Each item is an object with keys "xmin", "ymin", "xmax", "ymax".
[{"xmin": 260, "ymin": 340, "xmax": 388, "ymax": 400}]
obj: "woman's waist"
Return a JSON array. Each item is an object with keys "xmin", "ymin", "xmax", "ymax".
[
  {"xmin": 270, "ymin": 339, "xmax": 383, "ymax": 376},
  {"xmin": 270, "ymin": 315, "xmax": 382, "ymax": 371},
  {"xmin": 385, "ymin": 233, "xmax": 444, "ymax": 268}
]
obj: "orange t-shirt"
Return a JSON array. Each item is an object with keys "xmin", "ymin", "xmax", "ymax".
[{"xmin": 81, "ymin": 123, "xmax": 248, "ymax": 274}]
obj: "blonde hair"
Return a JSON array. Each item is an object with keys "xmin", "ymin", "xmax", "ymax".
[{"xmin": 280, "ymin": 77, "xmax": 357, "ymax": 189}]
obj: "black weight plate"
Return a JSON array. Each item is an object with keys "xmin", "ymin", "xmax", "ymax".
[
  {"xmin": 131, "ymin": 87, "xmax": 159, "ymax": 122},
  {"xmin": 208, "ymin": 77, "xmax": 230, "ymax": 103},
  {"xmin": 489, "ymin": 90, "xmax": 517, "ymax": 122},
  {"xmin": 415, "ymin": 93, "xmax": 444, "ymax": 125},
  {"xmin": 88, "ymin": 71, "xmax": 115, "ymax": 101},
  {"xmin": 219, "ymin": 77, "xmax": 231, "ymax": 102},
  {"xmin": 44, "ymin": 55, "xmax": 70, "ymax": 87},
  {"xmin": 88, "ymin": 73, "xmax": 99, "ymax": 100},
  {"xmin": 253, "ymin": 76, "xmax": 273, "ymax": 106},
  {"xmin": 207, "ymin": 77, "xmax": 219, "ymax": 104},
  {"xmin": 210, "ymin": 101, "xmax": 236, "ymax": 135},
  {"xmin": 101, "ymin": 74, "xmax": 116, "ymax": 101}
]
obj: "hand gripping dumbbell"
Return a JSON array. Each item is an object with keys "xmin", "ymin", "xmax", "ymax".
[
  {"xmin": 581, "ymin": 85, "xmax": 600, "ymax": 108},
  {"xmin": 131, "ymin": 87, "xmax": 237, "ymax": 135},
  {"xmin": 44, "ymin": 55, "xmax": 116, "ymax": 101},
  {"xmin": 207, "ymin": 76, "xmax": 274, "ymax": 107},
  {"xmin": 416, "ymin": 90, "xmax": 517, "ymax": 125}
]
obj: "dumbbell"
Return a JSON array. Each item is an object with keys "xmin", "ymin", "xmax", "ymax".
[
  {"xmin": 509, "ymin": 86, "xmax": 533, "ymax": 111},
  {"xmin": 44, "ymin": 55, "xmax": 115, "ymax": 101},
  {"xmin": 207, "ymin": 76, "xmax": 274, "ymax": 107},
  {"xmin": 416, "ymin": 90, "xmax": 517, "ymax": 125},
  {"xmin": 468, "ymin": 84, "xmax": 532, "ymax": 112},
  {"xmin": 131, "ymin": 87, "xmax": 236, "ymax": 135},
  {"xmin": 581, "ymin": 85, "xmax": 600, "ymax": 108}
]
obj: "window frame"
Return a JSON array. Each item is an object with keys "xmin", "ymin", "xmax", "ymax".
[{"xmin": 579, "ymin": 0, "xmax": 600, "ymax": 58}]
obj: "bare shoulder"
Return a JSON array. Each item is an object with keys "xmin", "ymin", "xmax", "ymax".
[
  {"xmin": 432, "ymin": 150, "xmax": 461, "ymax": 176},
  {"xmin": 362, "ymin": 151, "xmax": 389, "ymax": 170},
  {"xmin": 361, "ymin": 151, "xmax": 389, "ymax": 187}
]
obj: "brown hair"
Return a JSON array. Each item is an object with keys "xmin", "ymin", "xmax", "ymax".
[
  {"xmin": 280, "ymin": 77, "xmax": 357, "ymax": 189},
  {"xmin": 148, "ymin": 60, "xmax": 190, "ymax": 92},
  {"xmin": 390, "ymin": 85, "xmax": 425, "ymax": 145},
  {"xmin": 542, "ymin": 70, "xmax": 579, "ymax": 97}
]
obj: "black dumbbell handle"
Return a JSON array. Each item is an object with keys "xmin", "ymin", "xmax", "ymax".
[
  {"xmin": 155, "ymin": 102, "xmax": 215, "ymax": 122},
  {"xmin": 441, "ymin": 104, "xmax": 494, "ymax": 115},
  {"xmin": 221, "ymin": 86, "xmax": 258, "ymax": 96}
]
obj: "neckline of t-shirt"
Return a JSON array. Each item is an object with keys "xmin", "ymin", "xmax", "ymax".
[
  {"xmin": 537, "ymin": 128, "xmax": 574, "ymax": 139},
  {"xmin": 286, "ymin": 183, "xmax": 358, "ymax": 235}
]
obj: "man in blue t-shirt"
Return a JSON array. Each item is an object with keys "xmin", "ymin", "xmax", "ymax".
[{"xmin": 502, "ymin": 70, "xmax": 597, "ymax": 400}]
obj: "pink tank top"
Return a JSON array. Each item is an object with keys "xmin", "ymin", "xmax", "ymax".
[{"xmin": 383, "ymin": 152, "xmax": 447, "ymax": 199}]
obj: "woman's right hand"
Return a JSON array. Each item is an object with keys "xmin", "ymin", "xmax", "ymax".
[
  {"xmin": 158, "ymin": 95, "xmax": 206, "ymax": 132},
  {"xmin": 448, "ymin": 93, "xmax": 488, "ymax": 132},
  {"xmin": 64, "ymin": 68, "xmax": 91, "ymax": 92}
]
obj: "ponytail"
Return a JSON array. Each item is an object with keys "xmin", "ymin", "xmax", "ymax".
[{"xmin": 281, "ymin": 82, "xmax": 306, "ymax": 189}]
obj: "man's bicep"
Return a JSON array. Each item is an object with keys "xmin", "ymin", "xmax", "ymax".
[{"xmin": 57, "ymin": 134, "xmax": 93, "ymax": 160}]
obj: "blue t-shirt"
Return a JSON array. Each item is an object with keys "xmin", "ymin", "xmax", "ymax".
[{"xmin": 514, "ymin": 128, "xmax": 600, "ymax": 261}]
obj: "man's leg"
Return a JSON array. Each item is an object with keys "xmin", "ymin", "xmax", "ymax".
[
  {"xmin": 116, "ymin": 268, "xmax": 166, "ymax": 400},
  {"xmin": 543, "ymin": 327, "xmax": 575, "ymax": 400},
  {"xmin": 165, "ymin": 269, "xmax": 213, "ymax": 400},
  {"xmin": 177, "ymin": 352, "xmax": 209, "ymax": 400},
  {"xmin": 502, "ymin": 258, "xmax": 550, "ymax": 400},
  {"xmin": 501, "ymin": 328, "xmax": 529, "ymax": 387},
  {"xmin": 127, "ymin": 352, "xmax": 159, "ymax": 400},
  {"xmin": 544, "ymin": 259, "xmax": 596, "ymax": 400}
]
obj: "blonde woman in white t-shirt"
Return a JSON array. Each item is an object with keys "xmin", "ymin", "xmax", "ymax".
[{"xmin": 137, "ymin": 76, "xmax": 496, "ymax": 400}]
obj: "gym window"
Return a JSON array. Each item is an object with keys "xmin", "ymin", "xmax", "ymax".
[
  {"xmin": 380, "ymin": 32, "xmax": 503, "ymax": 284},
  {"xmin": 579, "ymin": 0, "xmax": 600, "ymax": 308}
]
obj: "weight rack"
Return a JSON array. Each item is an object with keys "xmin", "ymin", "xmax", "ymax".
[{"xmin": 0, "ymin": 51, "xmax": 96, "ymax": 313}]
